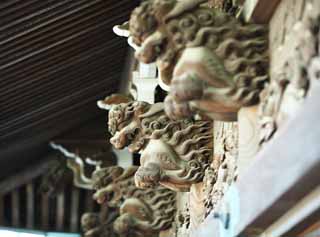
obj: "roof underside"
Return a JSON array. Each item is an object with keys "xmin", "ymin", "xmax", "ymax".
[{"xmin": 0, "ymin": 0, "xmax": 138, "ymax": 179}]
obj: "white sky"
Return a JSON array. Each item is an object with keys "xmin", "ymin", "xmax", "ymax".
[{"xmin": 0, "ymin": 230, "xmax": 80, "ymax": 237}]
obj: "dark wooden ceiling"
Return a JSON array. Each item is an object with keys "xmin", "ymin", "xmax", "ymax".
[{"xmin": 0, "ymin": 0, "xmax": 138, "ymax": 179}]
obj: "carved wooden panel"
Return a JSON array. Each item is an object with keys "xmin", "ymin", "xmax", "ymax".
[
  {"xmin": 204, "ymin": 121, "xmax": 238, "ymax": 216},
  {"xmin": 192, "ymin": 1, "xmax": 320, "ymax": 236},
  {"xmin": 259, "ymin": 0, "xmax": 320, "ymax": 144}
]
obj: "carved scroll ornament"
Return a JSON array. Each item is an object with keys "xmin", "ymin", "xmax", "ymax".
[
  {"xmin": 128, "ymin": 0, "xmax": 268, "ymax": 121},
  {"xmin": 106, "ymin": 100, "xmax": 213, "ymax": 192},
  {"xmin": 92, "ymin": 166, "xmax": 176, "ymax": 237}
]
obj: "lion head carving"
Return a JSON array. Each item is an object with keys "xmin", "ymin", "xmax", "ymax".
[
  {"xmin": 81, "ymin": 211, "xmax": 119, "ymax": 237},
  {"xmin": 107, "ymin": 101, "xmax": 213, "ymax": 192},
  {"xmin": 108, "ymin": 101, "xmax": 166, "ymax": 153},
  {"xmin": 92, "ymin": 166, "xmax": 138, "ymax": 206},
  {"xmin": 114, "ymin": 197, "xmax": 175, "ymax": 237},
  {"xmin": 129, "ymin": 0, "xmax": 269, "ymax": 120},
  {"xmin": 92, "ymin": 166, "xmax": 176, "ymax": 237}
]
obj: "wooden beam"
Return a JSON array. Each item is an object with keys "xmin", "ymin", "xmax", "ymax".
[
  {"xmin": 234, "ymin": 85, "xmax": 320, "ymax": 235},
  {"xmin": 195, "ymin": 86, "xmax": 320, "ymax": 237},
  {"xmin": 70, "ymin": 187, "xmax": 80, "ymax": 232},
  {"xmin": 243, "ymin": 0, "xmax": 281, "ymax": 23},
  {"xmin": 26, "ymin": 183, "xmax": 35, "ymax": 229},
  {"xmin": 299, "ymin": 221, "xmax": 320, "ymax": 237},
  {"xmin": 0, "ymin": 155, "xmax": 54, "ymax": 196},
  {"xmin": 289, "ymin": 206, "xmax": 320, "ymax": 236},
  {"xmin": 262, "ymin": 186, "xmax": 320, "ymax": 236}
]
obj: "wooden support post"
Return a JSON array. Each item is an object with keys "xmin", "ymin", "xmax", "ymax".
[
  {"xmin": 70, "ymin": 187, "xmax": 80, "ymax": 232},
  {"xmin": 41, "ymin": 193, "xmax": 49, "ymax": 231},
  {"xmin": 11, "ymin": 189, "xmax": 20, "ymax": 228},
  {"xmin": 26, "ymin": 183, "xmax": 35, "ymax": 229},
  {"xmin": 56, "ymin": 193, "xmax": 65, "ymax": 231}
]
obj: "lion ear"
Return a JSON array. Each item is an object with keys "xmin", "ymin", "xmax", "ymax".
[
  {"xmin": 97, "ymin": 93, "xmax": 134, "ymax": 110},
  {"xmin": 113, "ymin": 21, "xmax": 130, "ymax": 37},
  {"xmin": 113, "ymin": 21, "xmax": 141, "ymax": 50}
]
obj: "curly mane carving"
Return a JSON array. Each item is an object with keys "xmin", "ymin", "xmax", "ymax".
[
  {"xmin": 129, "ymin": 0, "xmax": 269, "ymax": 120},
  {"xmin": 92, "ymin": 166, "xmax": 176, "ymax": 237},
  {"xmin": 107, "ymin": 101, "xmax": 213, "ymax": 192}
]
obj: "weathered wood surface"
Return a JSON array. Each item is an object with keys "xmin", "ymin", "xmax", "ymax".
[
  {"xmin": 270, "ymin": 0, "xmax": 320, "ymax": 54},
  {"xmin": 234, "ymin": 83, "xmax": 320, "ymax": 235},
  {"xmin": 194, "ymin": 83, "xmax": 320, "ymax": 237},
  {"xmin": 203, "ymin": 121, "xmax": 238, "ymax": 216},
  {"xmin": 238, "ymin": 105, "xmax": 259, "ymax": 175},
  {"xmin": 194, "ymin": 79, "xmax": 320, "ymax": 237},
  {"xmin": 189, "ymin": 182, "xmax": 205, "ymax": 235},
  {"xmin": 299, "ymin": 221, "xmax": 320, "ymax": 237},
  {"xmin": 263, "ymin": 186, "xmax": 320, "ymax": 237}
]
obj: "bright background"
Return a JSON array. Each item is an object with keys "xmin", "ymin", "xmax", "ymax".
[{"xmin": 0, "ymin": 229, "xmax": 80, "ymax": 237}]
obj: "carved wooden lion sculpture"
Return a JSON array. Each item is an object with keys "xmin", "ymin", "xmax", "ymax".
[
  {"xmin": 92, "ymin": 166, "xmax": 176, "ymax": 237},
  {"xmin": 129, "ymin": 0, "xmax": 269, "ymax": 120},
  {"xmin": 81, "ymin": 211, "xmax": 119, "ymax": 237},
  {"xmin": 105, "ymin": 101, "xmax": 213, "ymax": 192}
]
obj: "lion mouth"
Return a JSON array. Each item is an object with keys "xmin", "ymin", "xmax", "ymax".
[
  {"xmin": 96, "ymin": 195, "xmax": 105, "ymax": 205},
  {"xmin": 128, "ymin": 138, "xmax": 145, "ymax": 153}
]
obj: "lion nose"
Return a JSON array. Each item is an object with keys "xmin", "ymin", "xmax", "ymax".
[
  {"xmin": 110, "ymin": 134, "xmax": 125, "ymax": 149},
  {"xmin": 110, "ymin": 136, "xmax": 119, "ymax": 148},
  {"xmin": 135, "ymin": 48, "xmax": 152, "ymax": 64}
]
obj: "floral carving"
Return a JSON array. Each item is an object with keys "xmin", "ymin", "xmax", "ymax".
[
  {"xmin": 106, "ymin": 100, "xmax": 213, "ymax": 192},
  {"xmin": 92, "ymin": 166, "xmax": 176, "ymax": 237},
  {"xmin": 129, "ymin": 0, "xmax": 268, "ymax": 121}
]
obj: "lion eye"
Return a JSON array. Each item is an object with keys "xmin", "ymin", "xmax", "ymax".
[{"xmin": 127, "ymin": 132, "xmax": 135, "ymax": 140}]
